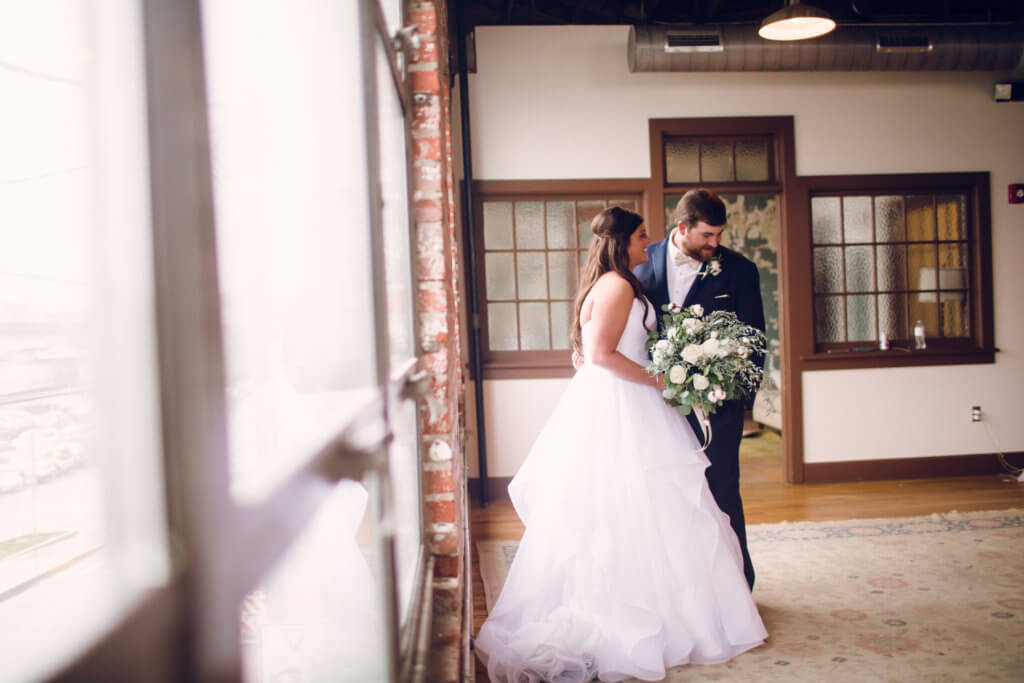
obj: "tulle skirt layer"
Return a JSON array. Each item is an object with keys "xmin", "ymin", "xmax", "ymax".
[{"xmin": 474, "ymin": 364, "xmax": 767, "ymax": 682}]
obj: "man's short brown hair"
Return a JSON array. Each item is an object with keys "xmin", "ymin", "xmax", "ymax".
[{"xmin": 674, "ymin": 188, "xmax": 727, "ymax": 229}]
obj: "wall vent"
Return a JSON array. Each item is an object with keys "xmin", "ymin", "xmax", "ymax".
[
  {"xmin": 664, "ymin": 31, "xmax": 724, "ymax": 53},
  {"xmin": 876, "ymin": 32, "xmax": 933, "ymax": 53}
]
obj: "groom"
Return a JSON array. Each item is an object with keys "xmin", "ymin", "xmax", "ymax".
[{"xmin": 635, "ymin": 188, "xmax": 765, "ymax": 590}]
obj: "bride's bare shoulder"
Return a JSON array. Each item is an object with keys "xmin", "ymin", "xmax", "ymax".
[
  {"xmin": 584, "ymin": 273, "xmax": 634, "ymax": 315},
  {"xmin": 592, "ymin": 271, "xmax": 633, "ymax": 296}
]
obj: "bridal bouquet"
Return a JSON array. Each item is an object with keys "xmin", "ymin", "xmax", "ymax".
[{"xmin": 646, "ymin": 304, "xmax": 766, "ymax": 424}]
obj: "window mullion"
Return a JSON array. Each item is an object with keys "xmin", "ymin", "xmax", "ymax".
[
  {"xmin": 140, "ymin": 0, "xmax": 238, "ymax": 678},
  {"xmin": 358, "ymin": 0, "xmax": 402, "ymax": 677}
]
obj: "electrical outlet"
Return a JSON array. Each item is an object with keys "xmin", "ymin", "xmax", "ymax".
[{"xmin": 971, "ymin": 405, "xmax": 982, "ymax": 422}]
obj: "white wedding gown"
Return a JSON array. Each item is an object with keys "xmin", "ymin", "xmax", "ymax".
[{"xmin": 474, "ymin": 297, "xmax": 767, "ymax": 683}]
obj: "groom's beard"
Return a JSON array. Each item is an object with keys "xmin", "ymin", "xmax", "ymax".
[{"xmin": 683, "ymin": 243, "xmax": 715, "ymax": 262}]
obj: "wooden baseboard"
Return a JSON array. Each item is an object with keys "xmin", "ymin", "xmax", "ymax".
[
  {"xmin": 468, "ymin": 477, "xmax": 514, "ymax": 502},
  {"xmin": 470, "ymin": 454, "xmax": 1022, "ymax": 493},
  {"xmin": 802, "ymin": 452, "xmax": 1023, "ymax": 484}
]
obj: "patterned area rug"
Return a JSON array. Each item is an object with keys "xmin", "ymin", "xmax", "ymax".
[{"xmin": 476, "ymin": 509, "xmax": 1024, "ymax": 681}]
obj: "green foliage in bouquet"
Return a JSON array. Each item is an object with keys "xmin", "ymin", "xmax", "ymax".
[{"xmin": 646, "ymin": 304, "xmax": 766, "ymax": 418}]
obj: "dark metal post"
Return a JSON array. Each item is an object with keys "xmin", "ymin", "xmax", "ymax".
[{"xmin": 454, "ymin": 1, "xmax": 489, "ymax": 506}]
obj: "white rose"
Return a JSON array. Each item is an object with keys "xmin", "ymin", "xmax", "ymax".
[
  {"xmin": 683, "ymin": 318, "xmax": 703, "ymax": 334},
  {"xmin": 681, "ymin": 344, "xmax": 702, "ymax": 364},
  {"xmin": 669, "ymin": 365, "xmax": 687, "ymax": 384},
  {"xmin": 652, "ymin": 350, "xmax": 665, "ymax": 367},
  {"xmin": 689, "ymin": 304, "xmax": 704, "ymax": 317},
  {"xmin": 693, "ymin": 374, "xmax": 710, "ymax": 390},
  {"xmin": 665, "ymin": 326, "xmax": 678, "ymax": 340},
  {"xmin": 701, "ymin": 338, "xmax": 720, "ymax": 357},
  {"xmin": 655, "ymin": 339, "xmax": 672, "ymax": 353}
]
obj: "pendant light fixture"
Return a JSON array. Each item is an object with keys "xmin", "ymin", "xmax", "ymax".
[{"xmin": 758, "ymin": 0, "xmax": 837, "ymax": 41}]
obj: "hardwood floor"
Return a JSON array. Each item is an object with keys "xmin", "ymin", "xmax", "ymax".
[{"xmin": 468, "ymin": 452, "xmax": 1023, "ymax": 679}]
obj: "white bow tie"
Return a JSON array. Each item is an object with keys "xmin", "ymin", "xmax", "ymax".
[{"xmin": 672, "ymin": 250, "xmax": 701, "ymax": 268}]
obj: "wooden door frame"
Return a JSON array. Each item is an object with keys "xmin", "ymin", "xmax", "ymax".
[{"xmin": 648, "ymin": 116, "xmax": 805, "ymax": 482}]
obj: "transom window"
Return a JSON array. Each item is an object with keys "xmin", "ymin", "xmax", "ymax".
[
  {"xmin": 664, "ymin": 135, "xmax": 774, "ymax": 184},
  {"xmin": 479, "ymin": 195, "xmax": 638, "ymax": 362}
]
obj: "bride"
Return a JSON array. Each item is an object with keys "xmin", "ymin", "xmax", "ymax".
[{"xmin": 474, "ymin": 207, "xmax": 767, "ymax": 682}]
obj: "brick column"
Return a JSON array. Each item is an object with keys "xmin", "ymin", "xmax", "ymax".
[{"xmin": 407, "ymin": 1, "xmax": 468, "ymax": 681}]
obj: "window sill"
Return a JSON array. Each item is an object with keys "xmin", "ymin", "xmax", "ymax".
[{"xmin": 800, "ymin": 347, "xmax": 996, "ymax": 370}]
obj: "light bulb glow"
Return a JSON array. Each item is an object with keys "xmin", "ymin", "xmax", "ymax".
[{"xmin": 758, "ymin": 2, "xmax": 837, "ymax": 41}]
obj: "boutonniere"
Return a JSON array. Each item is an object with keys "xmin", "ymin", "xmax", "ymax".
[{"xmin": 700, "ymin": 256, "xmax": 723, "ymax": 280}]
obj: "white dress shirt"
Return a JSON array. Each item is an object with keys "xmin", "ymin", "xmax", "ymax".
[{"xmin": 666, "ymin": 228, "xmax": 701, "ymax": 307}]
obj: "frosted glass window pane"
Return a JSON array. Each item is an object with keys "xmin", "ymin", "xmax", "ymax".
[
  {"xmin": 0, "ymin": 5, "xmax": 169, "ymax": 681},
  {"xmin": 483, "ymin": 202, "xmax": 514, "ymax": 249},
  {"xmin": 488, "ymin": 303, "xmax": 517, "ymax": 350},
  {"xmin": 485, "ymin": 252, "xmax": 515, "ymax": 300},
  {"xmin": 546, "ymin": 201, "xmax": 573, "ymax": 249},
  {"xmin": 878, "ymin": 293, "xmax": 908, "ymax": 340},
  {"xmin": 874, "ymin": 196, "xmax": 905, "ymax": 242},
  {"xmin": 374, "ymin": 37, "xmax": 420, "ymax": 627},
  {"xmin": 389, "ymin": 399, "xmax": 420, "ymax": 620},
  {"xmin": 550, "ymin": 301, "xmax": 571, "ymax": 350},
  {"xmin": 577, "ymin": 200, "xmax": 603, "ymax": 248},
  {"xmin": 665, "ymin": 140, "xmax": 699, "ymax": 183},
  {"xmin": 942, "ymin": 298, "xmax": 969, "ymax": 338},
  {"xmin": 908, "ymin": 244, "xmax": 937, "ymax": 292},
  {"xmin": 845, "ymin": 245, "xmax": 874, "ymax": 293},
  {"xmin": 811, "ymin": 197, "xmax": 841, "ymax": 244},
  {"xmin": 516, "ymin": 252, "xmax": 547, "ymax": 300},
  {"xmin": 905, "ymin": 195, "xmax": 936, "ymax": 241},
  {"xmin": 842, "ymin": 196, "xmax": 873, "ymax": 243},
  {"xmin": 243, "ymin": 480, "xmax": 387, "ymax": 682},
  {"xmin": 204, "ymin": 0, "xmax": 379, "ymax": 504},
  {"xmin": 877, "ymin": 245, "xmax": 907, "ymax": 291},
  {"xmin": 937, "ymin": 244, "xmax": 968, "ymax": 296},
  {"xmin": 579, "ymin": 251, "xmax": 588, "ymax": 272},
  {"xmin": 936, "ymin": 194, "xmax": 967, "ymax": 240},
  {"xmin": 815, "ymin": 296, "xmax": 844, "ymax": 343},
  {"xmin": 515, "ymin": 201, "xmax": 544, "ymax": 249},
  {"xmin": 909, "ymin": 299, "xmax": 939, "ymax": 338},
  {"xmin": 813, "ymin": 247, "xmax": 843, "ymax": 293},
  {"xmin": 519, "ymin": 302, "xmax": 549, "ymax": 350},
  {"xmin": 735, "ymin": 139, "xmax": 769, "ymax": 181},
  {"xmin": 846, "ymin": 295, "xmax": 876, "ymax": 342},
  {"xmin": 608, "ymin": 199, "xmax": 637, "ymax": 212},
  {"xmin": 377, "ymin": 39, "xmax": 414, "ymax": 366},
  {"xmin": 547, "ymin": 251, "xmax": 576, "ymax": 299},
  {"xmin": 700, "ymin": 142, "xmax": 733, "ymax": 182}
]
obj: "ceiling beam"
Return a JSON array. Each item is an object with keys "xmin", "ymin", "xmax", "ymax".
[{"xmin": 644, "ymin": 0, "xmax": 664, "ymax": 23}]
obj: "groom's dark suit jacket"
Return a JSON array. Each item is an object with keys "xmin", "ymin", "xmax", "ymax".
[{"xmin": 634, "ymin": 238, "xmax": 766, "ymax": 589}]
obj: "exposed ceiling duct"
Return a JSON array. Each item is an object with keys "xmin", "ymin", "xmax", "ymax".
[{"xmin": 628, "ymin": 24, "xmax": 1024, "ymax": 72}]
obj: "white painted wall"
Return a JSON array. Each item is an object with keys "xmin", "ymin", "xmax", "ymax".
[{"xmin": 468, "ymin": 25, "xmax": 1024, "ymax": 473}]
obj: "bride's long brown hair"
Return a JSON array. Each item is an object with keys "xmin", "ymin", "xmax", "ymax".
[{"xmin": 570, "ymin": 206, "xmax": 648, "ymax": 357}]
